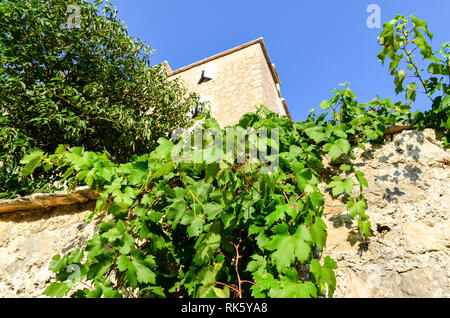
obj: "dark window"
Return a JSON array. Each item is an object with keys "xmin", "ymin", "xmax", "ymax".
[
  {"xmin": 198, "ymin": 70, "xmax": 212, "ymax": 84},
  {"xmin": 192, "ymin": 105, "xmax": 203, "ymax": 117}
]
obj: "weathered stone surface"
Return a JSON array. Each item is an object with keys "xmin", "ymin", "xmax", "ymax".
[
  {"xmin": 323, "ymin": 129, "xmax": 450, "ymax": 298},
  {"xmin": 168, "ymin": 39, "xmax": 290, "ymax": 128},
  {"xmin": 0, "ymin": 129, "xmax": 448, "ymax": 298},
  {"xmin": 0, "ymin": 186, "xmax": 98, "ymax": 214},
  {"xmin": 0, "ymin": 201, "xmax": 102, "ymax": 297}
]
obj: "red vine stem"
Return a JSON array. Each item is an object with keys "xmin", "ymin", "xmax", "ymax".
[
  {"xmin": 79, "ymin": 281, "xmax": 94, "ymax": 290},
  {"xmin": 234, "ymin": 240, "xmax": 243, "ymax": 298},
  {"xmin": 215, "ymin": 282, "xmax": 240, "ymax": 294},
  {"xmin": 241, "ymin": 280, "xmax": 258, "ymax": 286},
  {"xmin": 282, "ymin": 189, "xmax": 290, "ymax": 203},
  {"xmin": 217, "ymin": 250, "xmax": 233, "ymax": 263},
  {"xmin": 295, "ymin": 193, "xmax": 305, "ymax": 202},
  {"xmin": 222, "ymin": 237, "xmax": 245, "ymax": 298}
]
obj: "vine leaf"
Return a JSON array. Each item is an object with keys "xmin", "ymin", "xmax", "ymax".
[
  {"xmin": 268, "ymin": 277, "xmax": 317, "ymax": 298},
  {"xmin": 193, "ymin": 222, "xmax": 222, "ymax": 265},
  {"xmin": 266, "ymin": 225, "xmax": 312, "ymax": 271},
  {"xmin": 309, "ymin": 218, "xmax": 327, "ymax": 249},
  {"xmin": 309, "ymin": 256, "xmax": 338, "ymax": 298},
  {"xmin": 43, "ymin": 282, "xmax": 73, "ymax": 298}
]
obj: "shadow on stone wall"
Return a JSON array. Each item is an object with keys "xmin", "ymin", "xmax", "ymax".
[{"xmin": 322, "ymin": 129, "xmax": 449, "ymax": 298}]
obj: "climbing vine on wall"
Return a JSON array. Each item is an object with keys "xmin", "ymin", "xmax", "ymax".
[{"xmin": 19, "ymin": 15, "xmax": 448, "ymax": 298}]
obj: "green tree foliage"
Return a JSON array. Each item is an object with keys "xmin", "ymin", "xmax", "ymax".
[{"xmin": 0, "ymin": 0, "xmax": 199, "ymax": 198}]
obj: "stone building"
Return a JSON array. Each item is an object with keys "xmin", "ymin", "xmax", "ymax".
[{"xmin": 163, "ymin": 38, "xmax": 291, "ymax": 127}]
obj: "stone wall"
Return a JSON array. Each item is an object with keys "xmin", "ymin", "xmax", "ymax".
[
  {"xmin": 322, "ymin": 129, "xmax": 449, "ymax": 297},
  {"xmin": 0, "ymin": 188, "xmax": 101, "ymax": 297},
  {"xmin": 168, "ymin": 39, "xmax": 288, "ymax": 127},
  {"xmin": 0, "ymin": 129, "xmax": 448, "ymax": 298}
]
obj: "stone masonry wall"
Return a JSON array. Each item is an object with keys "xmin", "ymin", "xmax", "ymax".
[
  {"xmin": 0, "ymin": 202, "xmax": 100, "ymax": 297},
  {"xmin": 0, "ymin": 129, "xmax": 448, "ymax": 297},
  {"xmin": 322, "ymin": 129, "xmax": 449, "ymax": 297},
  {"xmin": 169, "ymin": 42, "xmax": 286, "ymax": 127},
  {"xmin": 0, "ymin": 188, "xmax": 102, "ymax": 297}
]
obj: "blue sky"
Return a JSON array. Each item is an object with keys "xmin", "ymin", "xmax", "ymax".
[{"xmin": 112, "ymin": 0, "xmax": 449, "ymax": 121}]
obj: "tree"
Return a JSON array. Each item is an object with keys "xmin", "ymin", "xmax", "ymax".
[{"xmin": 0, "ymin": 0, "xmax": 199, "ymax": 198}]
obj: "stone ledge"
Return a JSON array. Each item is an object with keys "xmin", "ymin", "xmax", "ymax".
[{"xmin": 0, "ymin": 186, "xmax": 98, "ymax": 214}]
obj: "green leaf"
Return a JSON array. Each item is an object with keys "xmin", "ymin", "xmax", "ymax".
[
  {"xmin": 21, "ymin": 158, "xmax": 41, "ymax": 176},
  {"xmin": 102, "ymin": 227, "xmax": 122, "ymax": 242},
  {"xmin": 343, "ymin": 178, "xmax": 354, "ymax": 194},
  {"xmin": 325, "ymin": 143, "xmax": 342, "ymax": 161},
  {"xmin": 266, "ymin": 204, "xmax": 295, "ymax": 226},
  {"xmin": 355, "ymin": 170, "xmax": 369, "ymax": 187},
  {"xmin": 364, "ymin": 129, "xmax": 378, "ymax": 140},
  {"xmin": 117, "ymin": 255, "xmax": 133, "ymax": 272},
  {"xmin": 212, "ymin": 287, "xmax": 229, "ymax": 298},
  {"xmin": 309, "ymin": 218, "xmax": 327, "ymax": 249},
  {"xmin": 347, "ymin": 197, "xmax": 367, "ymax": 218},
  {"xmin": 20, "ymin": 149, "xmax": 44, "ymax": 165},
  {"xmin": 328, "ymin": 176, "xmax": 345, "ymax": 197},
  {"xmin": 269, "ymin": 277, "xmax": 317, "ymax": 298},
  {"xmin": 266, "ymin": 225, "xmax": 312, "ymax": 271},
  {"xmin": 128, "ymin": 161, "xmax": 149, "ymax": 185},
  {"xmin": 309, "ymin": 191, "xmax": 324, "ymax": 209},
  {"xmin": 49, "ymin": 254, "xmax": 65, "ymax": 272},
  {"xmin": 309, "ymin": 256, "xmax": 337, "ymax": 297},
  {"xmin": 358, "ymin": 219, "xmax": 372, "ymax": 238},
  {"xmin": 193, "ymin": 222, "xmax": 222, "ymax": 265},
  {"xmin": 332, "ymin": 126, "xmax": 347, "ymax": 138},
  {"xmin": 43, "ymin": 282, "xmax": 73, "ymax": 298},
  {"xmin": 195, "ymin": 265, "xmax": 220, "ymax": 298},
  {"xmin": 166, "ymin": 200, "xmax": 186, "ymax": 230},
  {"xmin": 305, "ymin": 127, "xmax": 326, "ymax": 143},
  {"xmin": 319, "ymin": 100, "xmax": 331, "ymax": 110},
  {"xmin": 410, "ymin": 16, "xmax": 433, "ymax": 39},
  {"xmin": 204, "ymin": 163, "xmax": 220, "ymax": 183},
  {"xmin": 406, "ymin": 82, "xmax": 417, "ymax": 102},
  {"xmin": 204, "ymin": 202, "xmax": 223, "ymax": 219},
  {"xmin": 87, "ymin": 286, "xmax": 103, "ymax": 298},
  {"xmin": 336, "ymin": 138, "xmax": 350, "ymax": 155},
  {"xmin": 107, "ymin": 202, "xmax": 130, "ymax": 220},
  {"xmin": 186, "ymin": 216, "xmax": 205, "ymax": 238},
  {"xmin": 151, "ymin": 161, "xmax": 174, "ymax": 180},
  {"xmin": 150, "ymin": 138, "xmax": 174, "ymax": 161},
  {"xmin": 133, "ymin": 259, "xmax": 156, "ymax": 284}
]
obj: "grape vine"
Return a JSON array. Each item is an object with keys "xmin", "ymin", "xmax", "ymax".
[{"xmin": 19, "ymin": 14, "xmax": 448, "ymax": 298}]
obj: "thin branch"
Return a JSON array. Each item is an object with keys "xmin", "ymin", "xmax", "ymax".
[
  {"xmin": 240, "ymin": 280, "xmax": 258, "ymax": 286},
  {"xmin": 282, "ymin": 189, "xmax": 290, "ymax": 203},
  {"xmin": 295, "ymin": 193, "xmax": 305, "ymax": 202},
  {"xmin": 217, "ymin": 250, "xmax": 233, "ymax": 263},
  {"xmin": 215, "ymin": 282, "xmax": 240, "ymax": 295},
  {"xmin": 233, "ymin": 242, "xmax": 243, "ymax": 298},
  {"xmin": 401, "ymin": 29, "xmax": 434, "ymax": 102}
]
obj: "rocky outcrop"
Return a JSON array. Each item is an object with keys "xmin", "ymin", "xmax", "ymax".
[{"xmin": 322, "ymin": 129, "xmax": 449, "ymax": 298}]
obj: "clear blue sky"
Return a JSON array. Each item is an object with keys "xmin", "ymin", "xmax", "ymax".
[{"xmin": 111, "ymin": 0, "xmax": 449, "ymax": 121}]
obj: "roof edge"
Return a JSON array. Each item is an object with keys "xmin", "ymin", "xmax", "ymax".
[
  {"xmin": 168, "ymin": 38, "xmax": 281, "ymax": 86},
  {"xmin": 281, "ymin": 98, "xmax": 292, "ymax": 120}
]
